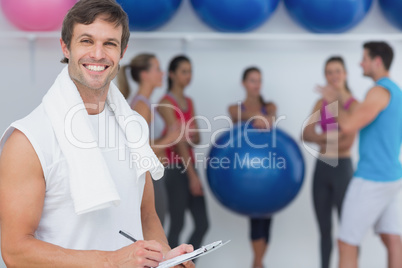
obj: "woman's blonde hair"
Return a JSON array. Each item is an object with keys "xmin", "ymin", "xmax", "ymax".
[{"xmin": 117, "ymin": 53, "xmax": 155, "ymax": 99}]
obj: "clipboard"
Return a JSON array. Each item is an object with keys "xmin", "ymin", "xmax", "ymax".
[{"xmin": 156, "ymin": 240, "xmax": 230, "ymax": 268}]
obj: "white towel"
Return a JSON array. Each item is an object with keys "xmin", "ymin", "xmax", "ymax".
[{"xmin": 42, "ymin": 66, "xmax": 164, "ymax": 215}]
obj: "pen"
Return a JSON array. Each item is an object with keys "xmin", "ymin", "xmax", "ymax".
[{"xmin": 119, "ymin": 230, "xmax": 137, "ymax": 243}]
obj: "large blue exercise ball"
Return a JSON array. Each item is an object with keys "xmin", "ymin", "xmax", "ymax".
[
  {"xmin": 190, "ymin": 0, "xmax": 280, "ymax": 32},
  {"xmin": 116, "ymin": 0, "xmax": 182, "ymax": 31},
  {"xmin": 284, "ymin": 0, "xmax": 373, "ymax": 33},
  {"xmin": 379, "ymin": 0, "xmax": 402, "ymax": 31},
  {"xmin": 207, "ymin": 124, "xmax": 305, "ymax": 217}
]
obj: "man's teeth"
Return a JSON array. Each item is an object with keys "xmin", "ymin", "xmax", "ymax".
[{"xmin": 85, "ymin": 65, "xmax": 106, "ymax": 72}]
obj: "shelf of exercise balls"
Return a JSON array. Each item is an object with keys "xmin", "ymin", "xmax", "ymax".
[
  {"xmin": 3, "ymin": 31, "xmax": 402, "ymax": 83},
  {"xmin": 2, "ymin": 31, "xmax": 402, "ymax": 42}
]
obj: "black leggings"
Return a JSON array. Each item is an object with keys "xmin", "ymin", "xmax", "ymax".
[
  {"xmin": 165, "ymin": 165, "xmax": 209, "ymax": 250},
  {"xmin": 313, "ymin": 158, "xmax": 353, "ymax": 268},
  {"xmin": 250, "ymin": 217, "xmax": 272, "ymax": 243},
  {"xmin": 153, "ymin": 175, "xmax": 167, "ymax": 226}
]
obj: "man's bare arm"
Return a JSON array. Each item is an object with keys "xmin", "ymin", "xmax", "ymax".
[
  {"xmin": 141, "ymin": 172, "xmax": 170, "ymax": 253},
  {"xmin": 337, "ymin": 86, "xmax": 390, "ymax": 134},
  {"xmin": 0, "ymin": 130, "xmax": 162, "ymax": 268}
]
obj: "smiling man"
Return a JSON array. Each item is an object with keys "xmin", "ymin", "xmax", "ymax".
[{"xmin": 0, "ymin": 0, "xmax": 194, "ymax": 267}]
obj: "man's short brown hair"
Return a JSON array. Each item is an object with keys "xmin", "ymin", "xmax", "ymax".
[{"xmin": 363, "ymin": 41, "xmax": 394, "ymax": 71}]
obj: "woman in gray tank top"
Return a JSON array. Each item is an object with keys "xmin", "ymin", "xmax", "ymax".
[{"xmin": 117, "ymin": 53, "xmax": 182, "ymax": 226}]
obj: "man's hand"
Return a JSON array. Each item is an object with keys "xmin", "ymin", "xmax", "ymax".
[
  {"xmin": 316, "ymin": 84, "xmax": 339, "ymax": 103},
  {"xmin": 111, "ymin": 240, "xmax": 163, "ymax": 268},
  {"xmin": 165, "ymin": 244, "xmax": 195, "ymax": 268}
]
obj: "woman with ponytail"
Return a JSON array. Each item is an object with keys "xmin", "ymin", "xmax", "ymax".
[
  {"xmin": 228, "ymin": 66, "xmax": 277, "ymax": 268},
  {"xmin": 157, "ymin": 55, "xmax": 209, "ymax": 251},
  {"xmin": 117, "ymin": 53, "xmax": 182, "ymax": 226},
  {"xmin": 302, "ymin": 56, "xmax": 358, "ymax": 268}
]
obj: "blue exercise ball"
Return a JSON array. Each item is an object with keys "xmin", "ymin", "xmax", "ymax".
[
  {"xmin": 116, "ymin": 0, "xmax": 182, "ymax": 31},
  {"xmin": 190, "ymin": 0, "xmax": 280, "ymax": 32},
  {"xmin": 284, "ymin": 0, "xmax": 373, "ymax": 33},
  {"xmin": 379, "ymin": 0, "xmax": 402, "ymax": 30},
  {"xmin": 207, "ymin": 124, "xmax": 305, "ymax": 217}
]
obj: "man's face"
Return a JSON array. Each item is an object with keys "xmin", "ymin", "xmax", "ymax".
[
  {"xmin": 360, "ymin": 49, "xmax": 375, "ymax": 78},
  {"xmin": 61, "ymin": 16, "xmax": 126, "ymax": 93}
]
